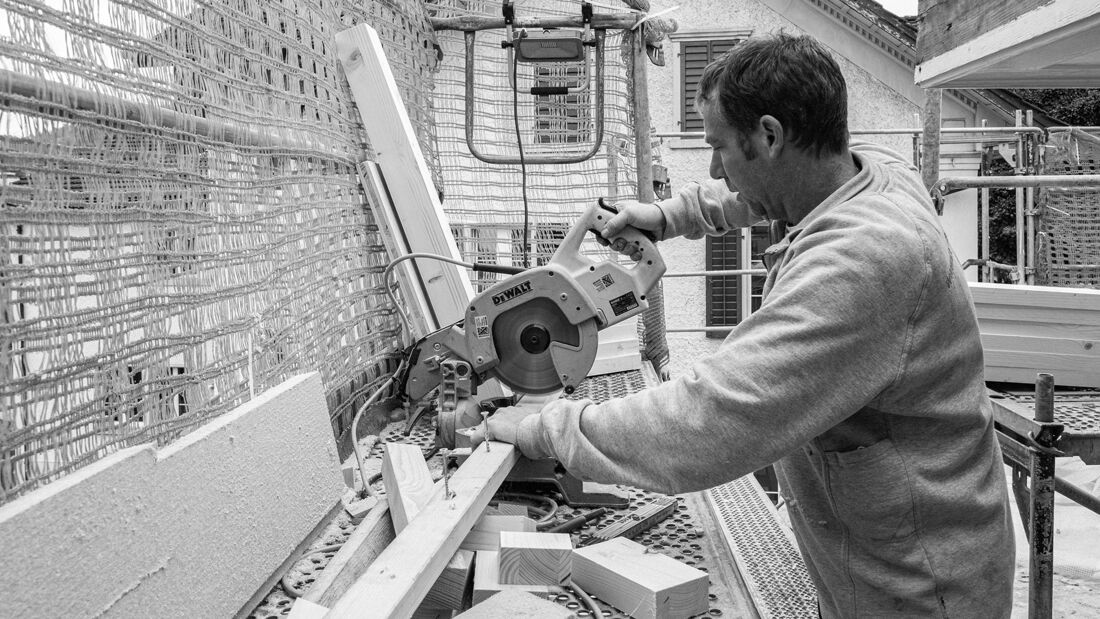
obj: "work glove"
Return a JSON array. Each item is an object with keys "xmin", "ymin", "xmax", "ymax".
[{"xmin": 468, "ymin": 405, "xmax": 550, "ymax": 459}]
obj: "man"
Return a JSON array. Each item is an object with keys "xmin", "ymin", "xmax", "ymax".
[{"xmin": 481, "ymin": 33, "xmax": 1014, "ymax": 617}]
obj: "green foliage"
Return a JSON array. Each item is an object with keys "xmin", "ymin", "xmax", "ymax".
[{"xmin": 1008, "ymin": 89, "xmax": 1100, "ymax": 126}]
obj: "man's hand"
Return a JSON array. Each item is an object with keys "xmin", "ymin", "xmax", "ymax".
[
  {"xmin": 601, "ymin": 200, "xmax": 666, "ymax": 253},
  {"xmin": 468, "ymin": 405, "xmax": 540, "ymax": 450}
]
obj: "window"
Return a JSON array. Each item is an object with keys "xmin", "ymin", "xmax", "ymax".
[
  {"xmin": 705, "ymin": 223, "xmax": 769, "ymax": 337},
  {"xmin": 680, "ymin": 38, "xmax": 742, "ymax": 132}
]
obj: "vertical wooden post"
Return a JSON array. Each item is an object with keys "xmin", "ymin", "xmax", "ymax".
[
  {"xmin": 1025, "ymin": 109, "xmax": 1036, "ymax": 285},
  {"xmin": 920, "ymin": 88, "xmax": 942, "ymax": 192},
  {"xmin": 630, "ymin": 27, "xmax": 654, "ymax": 203}
]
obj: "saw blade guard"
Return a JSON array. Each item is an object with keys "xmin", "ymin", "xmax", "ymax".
[{"xmin": 548, "ymin": 200, "xmax": 666, "ymax": 328}]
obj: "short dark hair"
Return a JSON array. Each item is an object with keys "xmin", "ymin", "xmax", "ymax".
[{"xmin": 695, "ymin": 33, "xmax": 849, "ymax": 156}]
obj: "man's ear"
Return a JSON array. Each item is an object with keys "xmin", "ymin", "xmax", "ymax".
[{"xmin": 758, "ymin": 115, "xmax": 784, "ymax": 158}]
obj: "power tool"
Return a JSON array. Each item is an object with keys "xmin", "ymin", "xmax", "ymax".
[{"xmin": 395, "ymin": 199, "xmax": 665, "ymax": 503}]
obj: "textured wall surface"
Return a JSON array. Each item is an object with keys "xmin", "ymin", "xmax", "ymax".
[
  {"xmin": 0, "ymin": 373, "xmax": 342, "ymax": 618},
  {"xmin": 646, "ymin": 0, "xmax": 984, "ymax": 376}
]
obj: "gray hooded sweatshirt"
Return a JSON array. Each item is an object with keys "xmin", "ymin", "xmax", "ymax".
[{"xmin": 513, "ymin": 142, "xmax": 1015, "ymax": 618}]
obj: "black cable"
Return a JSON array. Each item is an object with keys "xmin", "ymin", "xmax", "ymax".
[{"xmin": 512, "ymin": 44, "xmax": 530, "ymax": 268}]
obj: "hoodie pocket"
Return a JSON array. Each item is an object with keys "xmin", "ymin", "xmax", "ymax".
[{"xmin": 826, "ymin": 438, "xmax": 917, "ymax": 542}]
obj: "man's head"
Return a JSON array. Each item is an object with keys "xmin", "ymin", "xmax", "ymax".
[
  {"xmin": 695, "ymin": 33, "xmax": 849, "ymax": 159},
  {"xmin": 696, "ymin": 33, "xmax": 854, "ymax": 223}
]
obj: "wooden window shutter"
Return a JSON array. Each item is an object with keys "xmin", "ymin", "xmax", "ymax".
[
  {"xmin": 705, "ymin": 233, "xmax": 741, "ymax": 338},
  {"xmin": 681, "ymin": 39, "xmax": 740, "ymax": 132}
]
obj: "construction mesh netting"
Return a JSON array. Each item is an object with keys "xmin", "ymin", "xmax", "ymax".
[
  {"xmin": 0, "ymin": 0, "xmax": 664, "ymax": 504},
  {"xmin": 1037, "ymin": 128, "xmax": 1100, "ymax": 288}
]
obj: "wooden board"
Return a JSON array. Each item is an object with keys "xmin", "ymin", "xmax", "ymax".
[
  {"xmin": 456, "ymin": 589, "xmax": 576, "ymax": 618},
  {"xmin": 357, "ymin": 161, "xmax": 434, "ymax": 338},
  {"xmin": 472, "ymin": 551, "xmax": 561, "ymax": 605},
  {"xmin": 335, "ymin": 23, "xmax": 474, "ymax": 328},
  {"xmin": 461, "ymin": 514, "xmax": 537, "ymax": 552},
  {"xmin": 381, "ymin": 442, "xmax": 438, "ymax": 533},
  {"xmin": 915, "ymin": 0, "xmax": 1100, "ymax": 88},
  {"xmin": 498, "ymin": 532, "xmax": 573, "ymax": 586},
  {"xmin": 325, "ymin": 442, "xmax": 519, "ymax": 618},
  {"xmin": 304, "ymin": 502, "xmax": 395, "ymax": 607},
  {"xmin": 422, "ymin": 549, "xmax": 475, "ymax": 609},
  {"xmin": 0, "ymin": 373, "xmax": 343, "ymax": 619},
  {"xmin": 970, "ymin": 283, "xmax": 1100, "ymax": 388},
  {"xmin": 572, "ymin": 537, "xmax": 709, "ymax": 619}
]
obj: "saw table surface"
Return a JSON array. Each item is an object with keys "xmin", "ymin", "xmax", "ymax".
[{"xmin": 247, "ymin": 370, "xmax": 817, "ymax": 619}]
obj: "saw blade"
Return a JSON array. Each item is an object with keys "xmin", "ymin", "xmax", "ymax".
[{"xmin": 490, "ymin": 297, "xmax": 594, "ymax": 394}]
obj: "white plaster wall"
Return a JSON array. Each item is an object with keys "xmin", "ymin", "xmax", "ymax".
[{"xmin": 647, "ymin": 0, "xmax": 985, "ymax": 376}]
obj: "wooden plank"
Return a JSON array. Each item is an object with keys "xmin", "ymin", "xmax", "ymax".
[
  {"xmin": 572, "ymin": 538, "xmax": 709, "ymax": 619},
  {"xmin": 304, "ymin": 502, "xmax": 395, "ymax": 607},
  {"xmin": 970, "ymin": 283, "xmax": 1100, "ymax": 387},
  {"xmin": 916, "ymin": 0, "xmax": 1100, "ymax": 88},
  {"xmin": 916, "ymin": 0, "xmax": 1046, "ymax": 62},
  {"xmin": 422, "ymin": 549, "xmax": 475, "ymax": 609},
  {"xmin": 381, "ymin": 442, "xmax": 438, "ymax": 533},
  {"xmin": 357, "ymin": 161, "xmax": 434, "ymax": 338},
  {"xmin": 456, "ymin": 589, "xmax": 576, "ymax": 618},
  {"xmin": 335, "ymin": 23, "xmax": 474, "ymax": 328},
  {"xmin": 461, "ymin": 514, "xmax": 537, "ymax": 552},
  {"xmin": 498, "ymin": 532, "xmax": 573, "ymax": 586},
  {"xmin": 472, "ymin": 551, "xmax": 561, "ymax": 605},
  {"xmin": 0, "ymin": 373, "xmax": 343, "ymax": 619},
  {"xmin": 325, "ymin": 442, "xmax": 520, "ymax": 619}
]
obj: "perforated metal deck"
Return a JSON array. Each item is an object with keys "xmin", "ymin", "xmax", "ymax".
[{"xmin": 248, "ymin": 370, "xmax": 817, "ymax": 618}]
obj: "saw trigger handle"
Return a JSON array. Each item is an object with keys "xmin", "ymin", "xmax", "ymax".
[{"xmin": 594, "ymin": 197, "xmax": 658, "ymax": 245}]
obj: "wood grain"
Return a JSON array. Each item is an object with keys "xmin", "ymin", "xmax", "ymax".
[
  {"xmin": 498, "ymin": 532, "xmax": 573, "ymax": 586},
  {"xmin": 381, "ymin": 442, "xmax": 438, "ymax": 533},
  {"xmin": 324, "ymin": 442, "xmax": 519, "ymax": 618},
  {"xmin": 461, "ymin": 515, "xmax": 537, "ymax": 552},
  {"xmin": 335, "ymin": 23, "xmax": 472, "ymax": 328},
  {"xmin": 472, "ymin": 551, "xmax": 562, "ymax": 605},
  {"xmin": 970, "ymin": 283, "xmax": 1100, "ymax": 387},
  {"xmin": 422, "ymin": 549, "xmax": 475, "ymax": 609},
  {"xmin": 572, "ymin": 537, "xmax": 708, "ymax": 619}
]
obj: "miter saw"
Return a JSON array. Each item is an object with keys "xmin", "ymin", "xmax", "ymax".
[{"xmin": 396, "ymin": 199, "xmax": 665, "ymax": 506}]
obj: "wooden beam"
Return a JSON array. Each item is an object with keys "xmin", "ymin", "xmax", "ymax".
[
  {"xmin": 422, "ymin": 549, "xmax": 475, "ymax": 609},
  {"xmin": 461, "ymin": 514, "xmax": 537, "ymax": 552},
  {"xmin": 303, "ymin": 502, "xmax": 395, "ymax": 607},
  {"xmin": 325, "ymin": 442, "xmax": 520, "ymax": 618},
  {"xmin": 572, "ymin": 538, "xmax": 709, "ymax": 619},
  {"xmin": 456, "ymin": 589, "xmax": 576, "ymax": 618},
  {"xmin": 498, "ymin": 532, "xmax": 573, "ymax": 586},
  {"xmin": 381, "ymin": 442, "xmax": 438, "ymax": 533},
  {"xmin": 472, "ymin": 551, "xmax": 562, "ymax": 605},
  {"xmin": 357, "ymin": 161, "xmax": 434, "ymax": 339},
  {"xmin": 915, "ymin": 0, "xmax": 1100, "ymax": 88},
  {"xmin": 335, "ymin": 23, "xmax": 474, "ymax": 329}
]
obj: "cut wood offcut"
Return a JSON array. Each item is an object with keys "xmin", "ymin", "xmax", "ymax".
[
  {"xmin": 498, "ymin": 531, "xmax": 573, "ymax": 586},
  {"xmin": 572, "ymin": 537, "xmax": 709, "ymax": 619}
]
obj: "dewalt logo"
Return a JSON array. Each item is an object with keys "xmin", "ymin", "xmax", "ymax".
[{"xmin": 492, "ymin": 280, "xmax": 533, "ymax": 305}]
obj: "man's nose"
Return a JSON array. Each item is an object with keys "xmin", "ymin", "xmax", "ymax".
[{"xmin": 709, "ymin": 152, "xmax": 724, "ymax": 180}]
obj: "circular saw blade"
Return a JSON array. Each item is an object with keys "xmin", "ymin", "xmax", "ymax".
[{"xmin": 490, "ymin": 297, "xmax": 594, "ymax": 394}]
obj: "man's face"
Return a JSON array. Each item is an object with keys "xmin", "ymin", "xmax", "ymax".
[{"xmin": 701, "ymin": 101, "xmax": 771, "ymax": 219}]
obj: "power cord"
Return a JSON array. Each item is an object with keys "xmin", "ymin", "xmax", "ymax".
[{"xmin": 512, "ymin": 42, "xmax": 531, "ymax": 268}]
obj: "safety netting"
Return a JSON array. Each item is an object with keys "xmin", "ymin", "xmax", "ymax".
[
  {"xmin": 0, "ymin": 0, "xmax": 666, "ymax": 504},
  {"xmin": 1037, "ymin": 128, "xmax": 1100, "ymax": 288}
]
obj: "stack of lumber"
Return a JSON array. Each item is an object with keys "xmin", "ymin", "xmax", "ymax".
[{"xmin": 290, "ymin": 438, "xmax": 709, "ymax": 618}]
